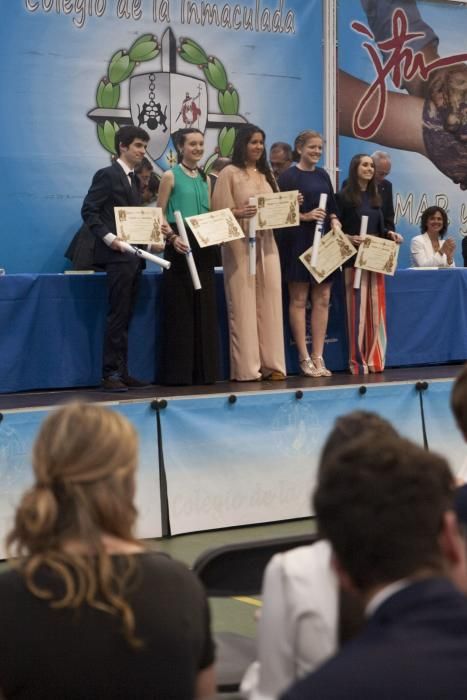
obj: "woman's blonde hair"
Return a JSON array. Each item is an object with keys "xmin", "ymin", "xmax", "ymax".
[{"xmin": 7, "ymin": 402, "xmax": 142, "ymax": 646}]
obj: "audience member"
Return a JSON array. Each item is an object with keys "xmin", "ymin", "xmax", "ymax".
[
  {"xmin": 243, "ymin": 411, "xmax": 398, "ymax": 700},
  {"xmin": 0, "ymin": 402, "xmax": 215, "ymax": 699},
  {"xmin": 411, "ymin": 205, "xmax": 456, "ymax": 267},
  {"xmin": 452, "ymin": 363, "xmax": 467, "ymax": 480},
  {"xmin": 269, "ymin": 142, "xmax": 293, "ymax": 179},
  {"xmin": 283, "ymin": 435, "xmax": 467, "ymax": 700}
]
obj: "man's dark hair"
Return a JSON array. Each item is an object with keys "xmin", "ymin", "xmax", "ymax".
[
  {"xmin": 313, "ymin": 436, "xmax": 454, "ymax": 590},
  {"xmin": 319, "ymin": 411, "xmax": 399, "ymax": 471},
  {"xmin": 270, "ymin": 141, "xmax": 293, "ymax": 160},
  {"xmin": 114, "ymin": 126, "xmax": 149, "ymax": 156},
  {"xmin": 452, "ymin": 364, "xmax": 467, "ymax": 440}
]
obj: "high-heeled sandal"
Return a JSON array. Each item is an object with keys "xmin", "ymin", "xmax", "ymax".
[
  {"xmin": 310, "ymin": 355, "xmax": 332, "ymax": 377},
  {"xmin": 299, "ymin": 357, "xmax": 322, "ymax": 378}
]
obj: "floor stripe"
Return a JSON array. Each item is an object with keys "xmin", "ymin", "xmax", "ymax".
[{"xmin": 233, "ymin": 596, "xmax": 262, "ymax": 607}]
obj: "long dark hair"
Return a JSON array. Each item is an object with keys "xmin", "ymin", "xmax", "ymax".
[
  {"xmin": 420, "ymin": 206, "xmax": 448, "ymax": 237},
  {"xmin": 231, "ymin": 124, "xmax": 278, "ymax": 192},
  {"xmin": 173, "ymin": 128, "xmax": 207, "ymax": 181},
  {"xmin": 341, "ymin": 153, "xmax": 381, "ymax": 208}
]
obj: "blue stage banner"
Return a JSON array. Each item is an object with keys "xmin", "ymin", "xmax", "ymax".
[
  {"xmin": 0, "ymin": 409, "xmax": 50, "ymax": 559},
  {"xmin": 160, "ymin": 382, "xmax": 421, "ymax": 532},
  {"xmin": 338, "ymin": 0, "xmax": 467, "ymax": 267},
  {"xmin": 109, "ymin": 402, "xmax": 162, "ymax": 538},
  {"xmin": 0, "ymin": 402, "xmax": 161, "ymax": 558},
  {"xmin": 421, "ymin": 380, "xmax": 466, "ymax": 480},
  {"xmin": 1, "ymin": 1, "xmax": 322, "ymax": 273}
]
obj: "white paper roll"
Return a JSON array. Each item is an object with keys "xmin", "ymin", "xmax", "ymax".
[
  {"xmin": 119, "ymin": 242, "xmax": 171, "ymax": 270},
  {"xmin": 174, "ymin": 210, "xmax": 202, "ymax": 290},
  {"xmin": 248, "ymin": 196, "xmax": 257, "ymax": 276},
  {"xmin": 353, "ymin": 215, "xmax": 369, "ymax": 290},
  {"xmin": 310, "ymin": 193, "xmax": 328, "ymax": 268}
]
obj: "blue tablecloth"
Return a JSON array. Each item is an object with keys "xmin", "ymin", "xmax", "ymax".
[{"xmin": 0, "ymin": 269, "xmax": 466, "ymax": 393}]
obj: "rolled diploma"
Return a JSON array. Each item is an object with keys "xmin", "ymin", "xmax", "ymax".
[
  {"xmin": 119, "ymin": 242, "xmax": 171, "ymax": 270},
  {"xmin": 248, "ymin": 196, "xmax": 257, "ymax": 276},
  {"xmin": 174, "ymin": 210, "xmax": 202, "ymax": 290},
  {"xmin": 310, "ymin": 193, "xmax": 328, "ymax": 268},
  {"xmin": 353, "ymin": 215, "xmax": 369, "ymax": 290}
]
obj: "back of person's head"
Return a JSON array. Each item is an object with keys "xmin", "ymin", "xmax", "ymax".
[
  {"xmin": 210, "ymin": 157, "xmax": 231, "ymax": 174},
  {"xmin": 420, "ymin": 205, "xmax": 448, "ymax": 237},
  {"xmin": 7, "ymin": 402, "xmax": 141, "ymax": 645},
  {"xmin": 314, "ymin": 435, "xmax": 454, "ymax": 590},
  {"xmin": 319, "ymin": 410, "xmax": 399, "ymax": 470},
  {"xmin": 114, "ymin": 125, "xmax": 149, "ymax": 156},
  {"xmin": 452, "ymin": 364, "xmax": 467, "ymax": 441}
]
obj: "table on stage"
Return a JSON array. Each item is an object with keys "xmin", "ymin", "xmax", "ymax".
[{"xmin": 0, "ymin": 269, "xmax": 466, "ymax": 393}]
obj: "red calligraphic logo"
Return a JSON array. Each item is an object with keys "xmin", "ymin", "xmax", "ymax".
[{"xmin": 351, "ymin": 9, "xmax": 467, "ymax": 139}]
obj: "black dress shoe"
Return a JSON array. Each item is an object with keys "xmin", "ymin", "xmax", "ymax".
[
  {"xmin": 101, "ymin": 377, "xmax": 129, "ymax": 392},
  {"xmin": 122, "ymin": 375, "xmax": 151, "ymax": 389}
]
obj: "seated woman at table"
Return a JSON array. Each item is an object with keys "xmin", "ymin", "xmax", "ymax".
[
  {"xmin": 212, "ymin": 124, "xmax": 286, "ymax": 382},
  {"xmin": 0, "ymin": 402, "xmax": 215, "ymax": 699},
  {"xmin": 410, "ymin": 206, "xmax": 456, "ymax": 267},
  {"xmin": 337, "ymin": 154, "xmax": 402, "ymax": 375}
]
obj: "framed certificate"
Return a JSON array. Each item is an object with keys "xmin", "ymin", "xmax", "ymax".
[
  {"xmin": 113, "ymin": 207, "xmax": 164, "ymax": 245},
  {"xmin": 300, "ymin": 228, "xmax": 357, "ymax": 283},
  {"xmin": 256, "ymin": 191, "xmax": 299, "ymax": 230},
  {"xmin": 185, "ymin": 208, "xmax": 245, "ymax": 247},
  {"xmin": 354, "ymin": 235, "xmax": 399, "ymax": 276}
]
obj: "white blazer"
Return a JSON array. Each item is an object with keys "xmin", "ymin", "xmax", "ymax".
[{"xmin": 410, "ymin": 232, "xmax": 455, "ymax": 267}]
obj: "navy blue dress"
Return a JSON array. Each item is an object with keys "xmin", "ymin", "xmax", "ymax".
[{"xmin": 277, "ymin": 166, "xmax": 338, "ymax": 283}]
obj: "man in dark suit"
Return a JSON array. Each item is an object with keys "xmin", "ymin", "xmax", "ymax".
[
  {"xmin": 371, "ymin": 150, "xmax": 396, "ymax": 235},
  {"xmin": 82, "ymin": 125, "xmax": 150, "ymax": 392},
  {"xmin": 283, "ymin": 435, "xmax": 467, "ymax": 700}
]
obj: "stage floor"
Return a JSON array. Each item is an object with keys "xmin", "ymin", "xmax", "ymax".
[{"xmin": 0, "ymin": 363, "xmax": 463, "ymax": 412}]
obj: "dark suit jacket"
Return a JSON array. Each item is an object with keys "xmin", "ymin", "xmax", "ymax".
[
  {"xmin": 282, "ymin": 578, "xmax": 467, "ymax": 700},
  {"xmin": 379, "ymin": 178, "xmax": 395, "ymax": 233},
  {"xmin": 81, "ymin": 161, "xmax": 142, "ymax": 266}
]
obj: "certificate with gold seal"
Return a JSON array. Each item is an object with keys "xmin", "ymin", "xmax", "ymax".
[
  {"xmin": 354, "ymin": 235, "xmax": 399, "ymax": 276},
  {"xmin": 300, "ymin": 227, "xmax": 357, "ymax": 283},
  {"xmin": 256, "ymin": 190, "xmax": 299, "ymax": 230},
  {"xmin": 113, "ymin": 207, "xmax": 164, "ymax": 246},
  {"xmin": 185, "ymin": 208, "xmax": 245, "ymax": 247}
]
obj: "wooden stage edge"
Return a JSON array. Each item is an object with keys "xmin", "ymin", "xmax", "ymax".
[{"xmin": 0, "ymin": 363, "xmax": 464, "ymax": 412}]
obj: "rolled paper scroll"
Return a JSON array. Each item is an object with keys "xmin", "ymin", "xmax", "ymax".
[
  {"xmin": 310, "ymin": 193, "xmax": 328, "ymax": 268},
  {"xmin": 353, "ymin": 215, "xmax": 369, "ymax": 290},
  {"xmin": 248, "ymin": 196, "xmax": 257, "ymax": 276},
  {"xmin": 119, "ymin": 242, "xmax": 171, "ymax": 270},
  {"xmin": 174, "ymin": 210, "xmax": 202, "ymax": 290}
]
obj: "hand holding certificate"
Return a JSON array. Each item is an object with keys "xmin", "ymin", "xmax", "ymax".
[
  {"xmin": 256, "ymin": 190, "xmax": 299, "ymax": 230},
  {"xmin": 185, "ymin": 209, "xmax": 245, "ymax": 247},
  {"xmin": 354, "ymin": 235, "xmax": 399, "ymax": 276},
  {"xmin": 113, "ymin": 207, "xmax": 164, "ymax": 246},
  {"xmin": 300, "ymin": 226, "xmax": 357, "ymax": 283}
]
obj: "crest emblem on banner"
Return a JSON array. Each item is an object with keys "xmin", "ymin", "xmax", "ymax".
[{"xmin": 87, "ymin": 28, "xmax": 247, "ymax": 173}]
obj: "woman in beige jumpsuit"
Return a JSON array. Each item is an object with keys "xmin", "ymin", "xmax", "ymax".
[{"xmin": 212, "ymin": 125, "xmax": 286, "ymax": 381}]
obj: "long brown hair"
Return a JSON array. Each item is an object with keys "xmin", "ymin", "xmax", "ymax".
[
  {"xmin": 7, "ymin": 402, "xmax": 142, "ymax": 647},
  {"xmin": 231, "ymin": 124, "xmax": 278, "ymax": 192},
  {"xmin": 341, "ymin": 153, "xmax": 381, "ymax": 208}
]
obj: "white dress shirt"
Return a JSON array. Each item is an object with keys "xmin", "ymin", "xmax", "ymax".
[{"xmin": 410, "ymin": 232, "xmax": 455, "ymax": 267}]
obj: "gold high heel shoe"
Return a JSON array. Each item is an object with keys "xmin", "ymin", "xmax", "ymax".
[
  {"xmin": 299, "ymin": 357, "xmax": 322, "ymax": 378},
  {"xmin": 310, "ymin": 355, "xmax": 332, "ymax": 377}
]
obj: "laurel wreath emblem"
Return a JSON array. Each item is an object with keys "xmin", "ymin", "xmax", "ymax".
[{"xmin": 93, "ymin": 34, "xmax": 240, "ymax": 171}]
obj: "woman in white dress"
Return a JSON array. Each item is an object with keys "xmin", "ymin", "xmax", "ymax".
[{"xmin": 410, "ymin": 206, "xmax": 456, "ymax": 267}]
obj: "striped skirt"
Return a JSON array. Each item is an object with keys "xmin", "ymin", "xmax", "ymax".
[{"xmin": 344, "ymin": 268, "xmax": 387, "ymax": 375}]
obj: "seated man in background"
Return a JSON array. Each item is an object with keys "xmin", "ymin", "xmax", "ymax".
[
  {"xmin": 269, "ymin": 142, "xmax": 293, "ymax": 179},
  {"xmin": 283, "ymin": 435, "xmax": 467, "ymax": 700},
  {"xmin": 452, "ymin": 363, "xmax": 467, "ymax": 481}
]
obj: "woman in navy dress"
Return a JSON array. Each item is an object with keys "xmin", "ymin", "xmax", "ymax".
[{"xmin": 278, "ymin": 131, "xmax": 340, "ymax": 377}]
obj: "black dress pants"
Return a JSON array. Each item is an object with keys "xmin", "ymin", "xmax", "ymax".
[{"xmin": 102, "ymin": 259, "xmax": 141, "ymax": 378}]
